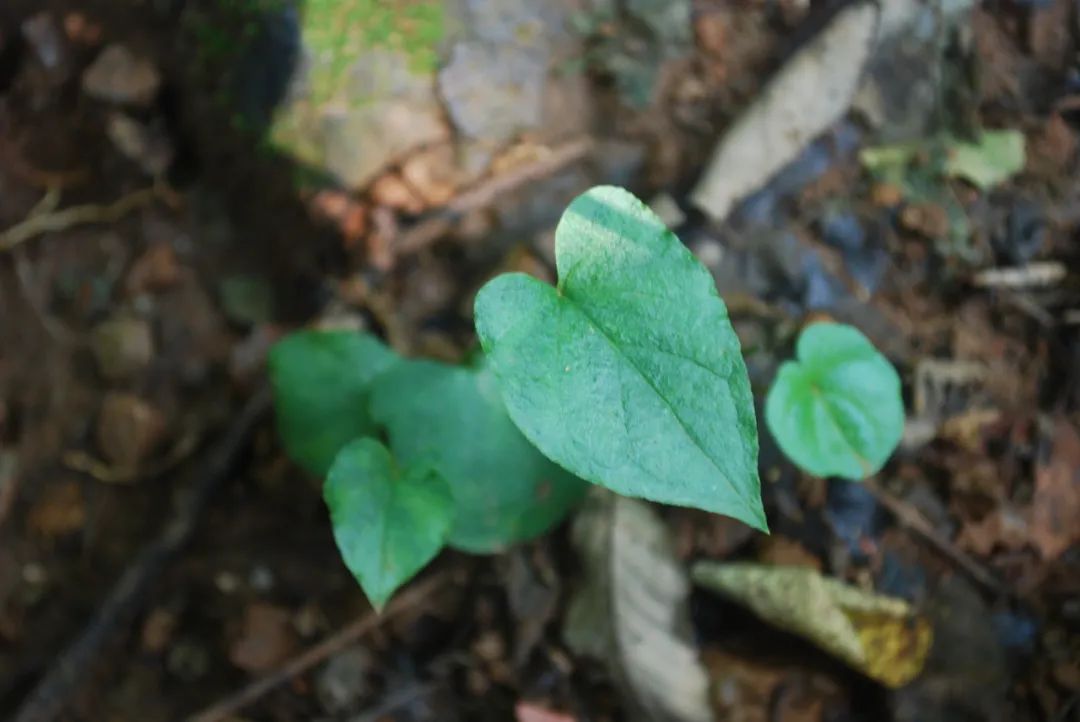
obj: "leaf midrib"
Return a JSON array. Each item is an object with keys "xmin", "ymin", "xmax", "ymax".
[
  {"xmin": 560, "ymin": 289, "xmax": 757, "ymax": 514},
  {"xmin": 810, "ymin": 381, "xmax": 875, "ymax": 475}
]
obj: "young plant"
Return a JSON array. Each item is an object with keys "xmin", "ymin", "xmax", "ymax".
[
  {"xmin": 270, "ymin": 185, "xmax": 766, "ymax": 608},
  {"xmin": 764, "ymin": 322, "xmax": 903, "ymax": 480}
]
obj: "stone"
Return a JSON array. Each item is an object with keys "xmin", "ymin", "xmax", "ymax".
[
  {"xmin": 400, "ymin": 145, "xmax": 461, "ymax": 206},
  {"xmin": 370, "ymin": 173, "xmax": 425, "ymax": 214},
  {"xmin": 105, "ymin": 112, "xmax": 173, "ymax": 177},
  {"xmin": 96, "ymin": 392, "xmax": 167, "ymax": 468},
  {"xmin": 229, "ymin": 603, "xmax": 298, "ymax": 674},
  {"xmin": 91, "ymin": 317, "xmax": 154, "ymax": 381},
  {"xmin": 439, "ymin": 40, "xmax": 548, "ymax": 141},
  {"xmin": 268, "ymin": 9, "xmax": 449, "ymax": 189},
  {"xmin": 21, "ymin": 13, "xmax": 65, "ymax": 70},
  {"xmin": 82, "ymin": 44, "xmax": 161, "ymax": 106},
  {"xmin": 316, "ymin": 646, "xmax": 375, "ymax": 714}
]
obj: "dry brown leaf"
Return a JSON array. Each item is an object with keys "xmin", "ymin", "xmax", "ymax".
[
  {"xmin": 1030, "ymin": 419, "xmax": 1080, "ymax": 560},
  {"xmin": 564, "ymin": 492, "xmax": 713, "ymax": 722},
  {"xmin": 691, "ymin": 2, "xmax": 878, "ymax": 221}
]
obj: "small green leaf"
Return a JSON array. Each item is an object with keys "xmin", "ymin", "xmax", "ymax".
[
  {"xmin": 474, "ymin": 185, "xmax": 766, "ymax": 530},
  {"xmin": 765, "ymin": 323, "xmax": 903, "ymax": 480},
  {"xmin": 944, "ymin": 130, "xmax": 1025, "ymax": 191},
  {"xmin": 370, "ymin": 358, "xmax": 588, "ymax": 553},
  {"xmin": 269, "ymin": 330, "xmax": 398, "ymax": 477},
  {"xmin": 324, "ymin": 438, "xmax": 453, "ymax": 610}
]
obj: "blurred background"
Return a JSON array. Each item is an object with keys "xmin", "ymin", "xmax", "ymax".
[{"xmin": 0, "ymin": 1, "xmax": 1078, "ymax": 720}]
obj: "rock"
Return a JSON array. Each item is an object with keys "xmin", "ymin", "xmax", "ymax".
[
  {"xmin": 91, "ymin": 317, "xmax": 154, "ymax": 381},
  {"xmin": 269, "ymin": 22, "xmax": 448, "ymax": 189},
  {"xmin": 400, "ymin": 145, "xmax": 462, "ymax": 207},
  {"xmin": 105, "ymin": 112, "xmax": 173, "ymax": 177},
  {"xmin": 96, "ymin": 392, "xmax": 167, "ymax": 468},
  {"xmin": 82, "ymin": 44, "xmax": 161, "ymax": 106},
  {"xmin": 21, "ymin": 13, "xmax": 65, "ymax": 70},
  {"xmin": 370, "ymin": 173, "xmax": 426, "ymax": 214},
  {"xmin": 229, "ymin": 603, "xmax": 298, "ymax": 674},
  {"xmin": 439, "ymin": 40, "xmax": 548, "ymax": 141},
  {"xmin": 316, "ymin": 646, "xmax": 376, "ymax": 714}
]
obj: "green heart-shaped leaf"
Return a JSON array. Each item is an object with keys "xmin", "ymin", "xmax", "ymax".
[
  {"xmin": 474, "ymin": 186, "xmax": 766, "ymax": 530},
  {"xmin": 269, "ymin": 330, "xmax": 398, "ymax": 477},
  {"xmin": 370, "ymin": 357, "xmax": 588, "ymax": 553},
  {"xmin": 765, "ymin": 322, "xmax": 903, "ymax": 480},
  {"xmin": 324, "ymin": 438, "xmax": 453, "ymax": 610}
]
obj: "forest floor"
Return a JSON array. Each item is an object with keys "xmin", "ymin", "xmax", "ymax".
[{"xmin": 0, "ymin": 1, "xmax": 1078, "ymax": 721}]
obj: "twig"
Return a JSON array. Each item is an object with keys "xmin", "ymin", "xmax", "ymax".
[
  {"xmin": 391, "ymin": 138, "xmax": 594, "ymax": 257},
  {"xmin": 863, "ymin": 478, "xmax": 1009, "ymax": 597},
  {"xmin": 188, "ymin": 571, "xmax": 452, "ymax": 722},
  {"xmin": 0, "ymin": 451, "xmax": 17, "ymax": 531},
  {"xmin": 0, "ymin": 187, "xmax": 159, "ymax": 252},
  {"xmin": 12, "ymin": 389, "xmax": 271, "ymax": 722},
  {"xmin": 63, "ymin": 428, "xmax": 202, "ymax": 485}
]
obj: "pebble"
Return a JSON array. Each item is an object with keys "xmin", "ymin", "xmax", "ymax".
[
  {"xmin": 229, "ymin": 603, "xmax": 298, "ymax": 673},
  {"xmin": 105, "ymin": 112, "xmax": 173, "ymax": 177},
  {"xmin": 96, "ymin": 392, "xmax": 167, "ymax": 468},
  {"xmin": 370, "ymin": 173, "xmax": 425, "ymax": 214},
  {"xmin": 315, "ymin": 646, "xmax": 375, "ymax": 714},
  {"xmin": 91, "ymin": 317, "xmax": 154, "ymax": 381},
  {"xmin": 400, "ymin": 145, "xmax": 461, "ymax": 207},
  {"xmin": 21, "ymin": 13, "xmax": 64, "ymax": 70},
  {"xmin": 275, "ymin": 48, "xmax": 448, "ymax": 189},
  {"xmin": 82, "ymin": 44, "xmax": 161, "ymax": 106}
]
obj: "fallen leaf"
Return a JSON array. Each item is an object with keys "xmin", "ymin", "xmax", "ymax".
[
  {"xmin": 944, "ymin": 130, "xmax": 1026, "ymax": 191},
  {"xmin": 564, "ymin": 491, "xmax": 714, "ymax": 721},
  {"xmin": 516, "ymin": 701, "xmax": 576, "ymax": 722},
  {"xmin": 1030, "ymin": 419, "xmax": 1080, "ymax": 560},
  {"xmin": 691, "ymin": 2, "xmax": 878, "ymax": 221},
  {"xmin": 692, "ymin": 563, "xmax": 932, "ymax": 688}
]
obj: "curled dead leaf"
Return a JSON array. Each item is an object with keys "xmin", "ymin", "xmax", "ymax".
[{"xmin": 692, "ymin": 563, "xmax": 932, "ymax": 688}]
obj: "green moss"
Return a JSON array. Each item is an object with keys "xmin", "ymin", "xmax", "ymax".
[{"xmin": 302, "ymin": 0, "xmax": 444, "ymax": 106}]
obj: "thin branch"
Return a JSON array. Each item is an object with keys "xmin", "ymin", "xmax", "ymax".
[
  {"xmin": 187, "ymin": 571, "xmax": 452, "ymax": 722},
  {"xmin": 864, "ymin": 478, "xmax": 1010, "ymax": 597},
  {"xmin": 391, "ymin": 138, "xmax": 594, "ymax": 257},
  {"xmin": 12, "ymin": 389, "xmax": 271, "ymax": 722},
  {"xmin": 0, "ymin": 187, "xmax": 159, "ymax": 253}
]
